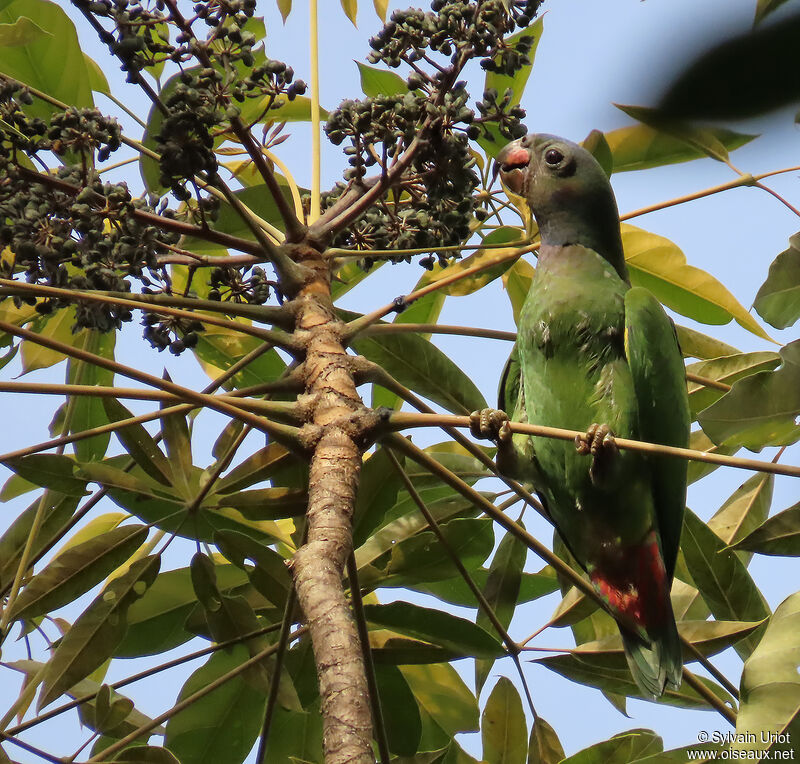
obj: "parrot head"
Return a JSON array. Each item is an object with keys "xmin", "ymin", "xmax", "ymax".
[{"xmin": 495, "ymin": 134, "xmax": 627, "ymax": 277}]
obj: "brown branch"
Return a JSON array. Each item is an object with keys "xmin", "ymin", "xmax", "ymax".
[
  {"xmin": 681, "ymin": 668, "xmax": 737, "ymax": 725},
  {"xmin": 388, "ymin": 412, "xmax": 800, "ymax": 478},
  {"xmin": 160, "ymin": 0, "xmax": 306, "ymax": 242},
  {"xmin": 0, "ymin": 279, "xmax": 298, "ymax": 350},
  {"xmin": 12, "ymin": 165, "xmax": 264, "ymax": 256},
  {"xmin": 0, "ymin": 320, "xmax": 302, "ymax": 451}
]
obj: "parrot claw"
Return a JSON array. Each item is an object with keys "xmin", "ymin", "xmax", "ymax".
[
  {"xmin": 575, "ymin": 423, "xmax": 618, "ymax": 484},
  {"xmin": 470, "ymin": 408, "xmax": 512, "ymax": 443}
]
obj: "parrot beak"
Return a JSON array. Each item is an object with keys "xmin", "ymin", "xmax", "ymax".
[{"xmin": 494, "ymin": 140, "xmax": 531, "ymax": 195}]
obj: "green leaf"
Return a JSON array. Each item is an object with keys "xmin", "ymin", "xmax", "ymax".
[
  {"xmin": 604, "ymin": 123, "xmax": 755, "ymax": 173},
  {"xmin": 260, "ymin": 704, "xmax": 323, "ymax": 763},
  {"xmin": 675, "ymin": 324, "xmax": 740, "ymax": 361},
  {"xmin": 681, "ymin": 509, "xmax": 770, "ymax": 659},
  {"xmin": 528, "ymin": 716, "xmax": 565, "ymax": 764},
  {"xmin": 0, "ymin": 0, "xmax": 94, "ymax": 118},
  {"xmin": 83, "ymin": 53, "xmax": 110, "ymax": 95},
  {"xmin": 356, "ymin": 61, "xmax": 407, "ymax": 97},
  {"xmin": 418, "ymin": 226, "xmax": 524, "ymax": 298},
  {"xmin": 3, "ymin": 454, "xmax": 88, "ymax": 496},
  {"xmin": 708, "ymin": 472, "xmax": 774, "ymax": 561},
  {"xmin": 582, "ymin": 129, "xmax": 613, "ymax": 177},
  {"xmin": 481, "ymin": 677, "xmax": 527, "ymax": 764},
  {"xmin": 213, "ymin": 529, "xmax": 291, "ymax": 608},
  {"xmin": 160, "ymin": 403, "xmax": 193, "ymax": 498},
  {"xmin": 372, "ymin": 291, "xmax": 446, "ymax": 411},
  {"xmin": 0, "ymin": 16, "xmax": 51, "ymax": 46},
  {"xmin": 0, "ymin": 493, "xmax": 78, "ymax": 591},
  {"xmin": 211, "ymin": 486, "xmax": 307, "ymax": 520},
  {"xmin": 484, "ymin": 17, "xmax": 544, "ymax": 107},
  {"xmin": 754, "ymin": 232, "xmax": 800, "ymax": 329},
  {"xmin": 39, "ymin": 556, "xmax": 160, "ymax": 709},
  {"xmin": 735, "ymin": 592, "xmax": 800, "ymax": 752},
  {"xmin": 364, "ymin": 602, "xmax": 503, "ymax": 659},
  {"xmin": 686, "ymin": 428, "xmax": 739, "ymax": 485},
  {"xmin": 616, "ymin": 104, "xmax": 735, "ymax": 162},
  {"xmin": 164, "ymin": 646, "xmax": 267, "ymax": 764},
  {"xmin": 379, "ymin": 518, "xmax": 494, "ymax": 588},
  {"xmin": 401, "ymin": 662, "xmax": 479, "ymax": 736},
  {"xmin": 687, "ymin": 352, "xmax": 780, "ymax": 416},
  {"xmin": 111, "ymin": 747, "xmax": 181, "ymax": 764},
  {"xmin": 66, "ymin": 329, "xmax": 116, "ymax": 462},
  {"xmin": 698, "ymin": 339, "xmax": 800, "ymax": 448},
  {"xmin": 116, "ymin": 564, "xmax": 249, "ymax": 658},
  {"xmin": 502, "ymin": 258, "xmax": 535, "ymax": 325},
  {"xmin": 352, "ymin": 447, "xmax": 406, "ymax": 546},
  {"xmin": 376, "ymin": 664, "xmax": 422, "ymax": 756},
  {"xmin": 622, "ymin": 224, "xmax": 772, "ymax": 340},
  {"xmin": 215, "ymin": 443, "xmax": 297, "ymax": 494},
  {"xmin": 536, "ymin": 651, "xmax": 736, "ymax": 709},
  {"xmin": 101, "ymin": 398, "xmax": 172, "ymax": 486},
  {"xmin": 476, "ymin": 523, "xmax": 527, "ymax": 693},
  {"xmin": 7, "ymin": 525, "xmax": 148, "ymax": 622},
  {"xmin": 350, "ymin": 324, "xmax": 487, "ymax": 416},
  {"xmin": 560, "ymin": 729, "xmax": 662, "ymax": 764},
  {"xmin": 414, "ymin": 568, "xmax": 558, "ymax": 608},
  {"xmin": 732, "ymin": 499, "xmax": 800, "ymax": 557}
]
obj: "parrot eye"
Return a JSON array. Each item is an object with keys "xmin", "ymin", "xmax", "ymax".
[{"xmin": 544, "ymin": 148, "xmax": 565, "ymax": 166}]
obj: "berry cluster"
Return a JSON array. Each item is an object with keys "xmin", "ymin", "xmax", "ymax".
[
  {"xmin": 0, "ymin": 158, "xmax": 178, "ymax": 332},
  {"xmin": 48, "ymin": 107, "xmax": 122, "ymax": 163},
  {"xmin": 208, "ymin": 265, "xmax": 277, "ymax": 305},
  {"xmin": 323, "ymin": 0, "xmax": 542, "ymax": 264},
  {"xmin": 142, "ymin": 312, "xmax": 203, "ymax": 355}
]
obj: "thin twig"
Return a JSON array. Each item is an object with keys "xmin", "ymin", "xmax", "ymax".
[{"xmin": 389, "ymin": 412, "xmax": 800, "ymax": 479}]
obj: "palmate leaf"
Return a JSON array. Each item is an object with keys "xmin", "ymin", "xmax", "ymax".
[
  {"xmin": 732, "ymin": 500, "xmax": 800, "ymax": 557},
  {"xmin": 401, "ymin": 662, "xmax": 479, "ymax": 737},
  {"xmin": 0, "ymin": 0, "xmax": 94, "ymax": 119},
  {"xmin": 0, "ymin": 493, "xmax": 79, "ymax": 591},
  {"xmin": 481, "ymin": 677, "xmax": 527, "ymax": 764},
  {"xmin": 364, "ymin": 602, "xmax": 503, "ymax": 659},
  {"xmin": 115, "ymin": 564, "xmax": 250, "ymax": 658},
  {"xmin": 603, "ymin": 123, "xmax": 755, "ymax": 173},
  {"xmin": 39, "ymin": 555, "xmax": 160, "ymax": 709},
  {"xmin": 698, "ymin": 339, "xmax": 800, "ymax": 448},
  {"xmin": 7, "ymin": 524, "xmax": 148, "ymax": 622},
  {"xmin": 754, "ymin": 232, "xmax": 800, "ymax": 329},
  {"xmin": 528, "ymin": 716, "xmax": 565, "ymax": 764},
  {"xmin": 735, "ymin": 591, "xmax": 800, "ymax": 752},
  {"xmin": 621, "ymin": 224, "xmax": 771, "ymax": 341},
  {"xmin": 350, "ymin": 321, "xmax": 487, "ymax": 415},
  {"xmin": 164, "ymin": 645, "xmax": 267, "ymax": 764},
  {"xmin": 375, "ymin": 664, "xmax": 422, "ymax": 756},
  {"xmin": 686, "ymin": 352, "xmax": 780, "ymax": 416},
  {"xmin": 475, "ymin": 521, "xmax": 527, "ymax": 693},
  {"xmin": 681, "ymin": 509, "xmax": 770, "ymax": 659},
  {"xmin": 4, "ymin": 453, "xmax": 88, "ymax": 496},
  {"xmin": 560, "ymin": 729, "xmax": 662, "ymax": 764},
  {"xmin": 535, "ymin": 651, "xmax": 736, "ymax": 710}
]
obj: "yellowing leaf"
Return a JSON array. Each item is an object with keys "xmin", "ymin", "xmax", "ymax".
[
  {"xmin": 373, "ymin": 0, "xmax": 388, "ymax": 20},
  {"xmin": 622, "ymin": 224, "xmax": 772, "ymax": 341},
  {"xmin": 340, "ymin": 0, "xmax": 357, "ymax": 26},
  {"xmin": 277, "ymin": 0, "xmax": 292, "ymax": 22}
]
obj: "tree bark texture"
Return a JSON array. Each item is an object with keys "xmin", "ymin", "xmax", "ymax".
[{"xmin": 289, "ymin": 246, "xmax": 374, "ymax": 764}]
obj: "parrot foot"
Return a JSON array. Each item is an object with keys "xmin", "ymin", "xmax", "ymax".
[
  {"xmin": 469, "ymin": 408, "xmax": 512, "ymax": 443},
  {"xmin": 575, "ymin": 423, "xmax": 618, "ymax": 484}
]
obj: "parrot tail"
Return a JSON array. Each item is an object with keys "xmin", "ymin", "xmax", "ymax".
[
  {"xmin": 590, "ymin": 531, "xmax": 683, "ymax": 698},
  {"xmin": 621, "ymin": 614, "xmax": 682, "ymax": 698}
]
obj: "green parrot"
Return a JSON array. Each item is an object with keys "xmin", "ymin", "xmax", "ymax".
[{"xmin": 471, "ymin": 134, "xmax": 690, "ymax": 697}]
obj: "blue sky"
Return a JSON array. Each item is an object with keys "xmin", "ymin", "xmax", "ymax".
[{"xmin": 1, "ymin": 0, "xmax": 799, "ymax": 760}]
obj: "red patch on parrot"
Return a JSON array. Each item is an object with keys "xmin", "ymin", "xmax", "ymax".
[
  {"xmin": 590, "ymin": 532, "xmax": 669, "ymax": 634},
  {"xmin": 501, "ymin": 146, "xmax": 531, "ymax": 170}
]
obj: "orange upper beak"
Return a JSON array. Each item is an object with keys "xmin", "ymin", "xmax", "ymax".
[{"xmin": 494, "ymin": 141, "xmax": 531, "ymax": 195}]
